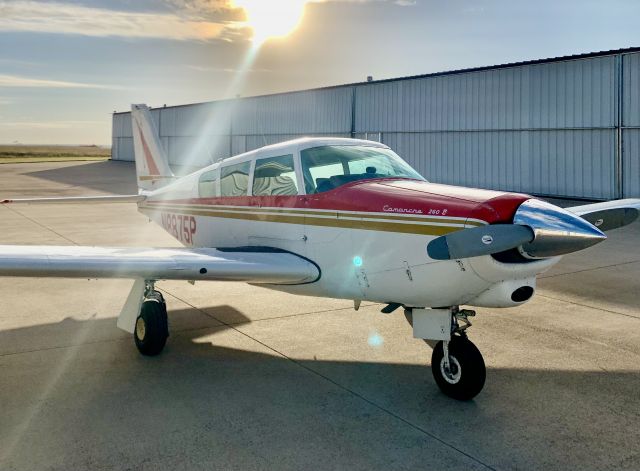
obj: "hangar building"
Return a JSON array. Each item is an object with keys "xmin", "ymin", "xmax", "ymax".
[{"xmin": 112, "ymin": 47, "xmax": 640, "ymax": 200}]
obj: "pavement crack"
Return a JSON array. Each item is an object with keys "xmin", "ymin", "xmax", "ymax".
[
  {"xmin": 539, "ymin": 259, "xmax": 640, "ymax": 279},
  {"xmin": 536, "ymin": 293, "xmax": 639, "ymax": 320},
  {"xmin": 3, "ymin": 205, "xmax": 78, "ymax": 245},
  {"xmin": 159, "ymin": 287, "xmax": 498, "ymax": 471}
]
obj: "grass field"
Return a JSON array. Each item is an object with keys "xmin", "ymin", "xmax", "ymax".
[{"xmin": 0, "ymin": 145, "xmax": 111, "ymax": 163}]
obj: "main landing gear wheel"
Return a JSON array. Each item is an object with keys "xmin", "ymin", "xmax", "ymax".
[
  {"xmin": 134, "ymin": 286, "xmax": 168, "ymax": 356},
  {"xmin": 431, "ymin": 335, "xmax": 486, "ymax": 401}
]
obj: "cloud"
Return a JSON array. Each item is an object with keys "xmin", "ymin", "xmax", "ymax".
[
  {"xmin": 0, "ymin": 0, "xmax": 414, "ymax": 43},
  {"xmin": 0, "ymin": 120, "xmax": 104, "ymax": 129},
  {"xmin": 0, "ymin": 74, "xmax": 121, "ymax": 89},
  {"xmin": 187, "ymin": 64, "xmax": 272, "ymax": 73},
  {"xmin": 0, "ymin": 1, "xmax": 229, "ymax": 41}
]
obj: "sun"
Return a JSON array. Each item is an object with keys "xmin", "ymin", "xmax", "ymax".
[{"xmin": 232, "ymin": 0, "xmax": 308, "ymax": 45}]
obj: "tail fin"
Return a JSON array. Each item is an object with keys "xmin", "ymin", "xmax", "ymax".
[{"xmin": 131, "ymin": 104, "xmax": 174, "ymax": 191}]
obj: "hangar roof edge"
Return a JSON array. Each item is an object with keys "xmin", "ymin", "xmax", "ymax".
[{"xmin": 113, "ymin": 46, "xmax": 640, "ymax": 116}]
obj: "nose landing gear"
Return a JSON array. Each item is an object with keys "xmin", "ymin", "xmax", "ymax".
[
  {"xmin": 406, "ymin": 306, "xmax": 486, "ymax": 400},
  {"xmin": 431, "ymin": 335, "xmax": 486, "ymax": 400},
  {"xmin": 431, "ymin": 308, "xmax": 485, "ymax": 400},
  {"xmin": 133, "ymin": 281, "xmax": 168, "ymax": 356}
]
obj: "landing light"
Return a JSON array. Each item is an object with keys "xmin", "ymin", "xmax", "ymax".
[{"xmin": 353, "ymin": 256, "xmax": 363, "ymax": 267}]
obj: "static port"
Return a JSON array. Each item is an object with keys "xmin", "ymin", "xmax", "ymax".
[{"xmin": 511, "ymin": 286, "xmax": 534, "ymax": 302}]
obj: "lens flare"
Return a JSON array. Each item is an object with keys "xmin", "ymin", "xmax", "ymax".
[
  {"xmin": 368, "ymin": 331, "xmax": 384, "ymax": 348},
  {"xmin": 232, "ymin": 0, "xmax": 307, "ymax": 45}
]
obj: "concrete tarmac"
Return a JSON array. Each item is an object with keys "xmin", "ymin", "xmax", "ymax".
[{"xmin": 0, "ymin": 160, "xmax": 639, "ymax": 471}]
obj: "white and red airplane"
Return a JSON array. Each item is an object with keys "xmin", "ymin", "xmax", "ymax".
[{"xmin": 1, "ymin": 104, "xmax": 638, "ymax": 400}]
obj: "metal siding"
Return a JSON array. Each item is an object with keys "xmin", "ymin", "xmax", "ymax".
[
  {"xmin": 231, "ymin": 135, "xmax": 246, "ymax": 155},
  {"xmin": 355, "ymin": 56, "xmax": 615, "ymax": 133},
  {"xmin": 243, "ymin": 133, "xmax": 351, "ymax": 153},
  {"xmin": 623, "ymin": 130, "xmax": 640, "ymax": 197},
  {"xmin": 232, "ymin": 87, "xmax": 352, "ymax": 135},
  {"xmin": 382, "ymin": 130, "xmax": 615, "ymax": 199},
  {"xmin": 150, "ymin": 109, "xmax": 161, "ymax": 130},
  {"xmin": 114, "ymin": 113, "xmax": 132, "ymax": 138},
  {"xmin": 159, "ymin": 107, "xmax": 176, "ymax": 136},
  {"xmin": 167, "ymin": 135, "xmax": 229, "ymax": 167},
  {"xmin": 174, "ymin": 102, "xmax": 231, "ymax": 137},
  {"xmin": 110, "ymin": 52, "xmax": 632, "ymax": 198},
  {"xmin": 113, "ymin": 137, "xmax": 134, "ymax": 162},
  {"xmin": 623, "ymin": 53, "xmax": 640, "ymax": 126}
]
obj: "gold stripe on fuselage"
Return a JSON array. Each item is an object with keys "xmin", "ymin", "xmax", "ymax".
[
  {"xmin": 144, "ymin": 202, "xmax": 486, "ymax": 226},
  {"xmin": 140, "ymin": 202, "xmax": 486, "ymax": 236}
]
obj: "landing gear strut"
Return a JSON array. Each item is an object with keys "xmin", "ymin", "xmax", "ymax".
[
  {"xmin": 134, "ymin": 281, "xmax": 168, "ymax": 356},
  {"xmin": 431, "ymin": 308, "xmax": 485, "ymax": 400}
]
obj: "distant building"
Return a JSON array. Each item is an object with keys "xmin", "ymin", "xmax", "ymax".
[{"xmin": 112, "ymin": 47, "xmax": 640, "ymax": 199}]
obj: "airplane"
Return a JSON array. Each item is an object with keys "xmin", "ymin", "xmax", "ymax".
[{"xmin": 1, "ymin": 103, "xmax": 638, "ymax": 400}]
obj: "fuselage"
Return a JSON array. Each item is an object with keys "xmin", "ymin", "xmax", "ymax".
[{"xmin": 138, "ymin": 138, "xmax": 561, "ymax": 308}]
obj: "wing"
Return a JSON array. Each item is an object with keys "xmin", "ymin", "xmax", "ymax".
[
  {"xmin": 567, "ymin": 198, "xmax": 640, "ymax": 232},
  {"xmin": 0, "ymin": 246, "xmax": 319, "ymax": 284},
  {"xmin": 1, "ymin": 195, "xmax": 144, "ymax": 204}
]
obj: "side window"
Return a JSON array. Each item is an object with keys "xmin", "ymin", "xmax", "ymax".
[
  {"xmin": 253, "ymin": 154, "xmax": 298, "ymax": 196},
  {"xmin": 198, "ymin": 169, "xmax": 218, "ymax": 198},
  {"xmin": 220, "ymin": 161, "xmax": 250, "ymax": 197}
]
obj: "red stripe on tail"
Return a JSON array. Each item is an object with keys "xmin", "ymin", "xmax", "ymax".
[{"xmin": 137, "ymin": 122, "xmax": 160, "ymax": 175}]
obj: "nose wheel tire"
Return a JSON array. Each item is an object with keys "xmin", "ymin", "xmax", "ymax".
[
  {"xmin": 431, "ymin": 336, "xmax": 486, "ymax": 400},
  {"xmin": 134, "ymin": 298, "xmax": 168, "ymax": 356}
]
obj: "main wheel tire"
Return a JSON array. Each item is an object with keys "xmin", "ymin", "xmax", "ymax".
[
  {"xmin": 134, "ymin": 299, "xmax": 168, "ymax": 356},
  {"xmin": 431, "ymin": 336, "xmax": 486, "ymax": 400}
]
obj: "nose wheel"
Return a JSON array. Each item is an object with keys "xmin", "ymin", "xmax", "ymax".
[
  {"xmin": 431, "ymin": 335, "xmax": 485, "ymax": 400},
  {"xmin": 134, "ymin": 282, "xmax": 168, "ymax": 356}
]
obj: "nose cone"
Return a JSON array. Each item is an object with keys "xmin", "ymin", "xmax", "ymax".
[{"xmin": 514, "ymin": 199, "xmax": 607, "ymax": 258}]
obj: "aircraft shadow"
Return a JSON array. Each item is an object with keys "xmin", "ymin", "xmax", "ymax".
[
  {"xmin": 25, "ymin": 160, "xmax": 138, "ymax": 195},
  {"xmin": 1, "ymin": 308, "xmax": 639, "ymax": 471},
  {"xmin": 24, "ymin": 160, "xmax": 200, "ymax": 196}
]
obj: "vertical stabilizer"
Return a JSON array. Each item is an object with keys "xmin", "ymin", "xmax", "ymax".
[{"xmin": 131, "ymin": 104, "xmax": 174, "ymax": 191}]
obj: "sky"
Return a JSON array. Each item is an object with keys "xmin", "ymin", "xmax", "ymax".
[{"xmin": 0, "ymin": 0, "xmax": 639, "ymax": 145}]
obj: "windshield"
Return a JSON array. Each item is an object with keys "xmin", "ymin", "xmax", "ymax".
[{"xmin": 300, "ymin": 145, "xmax": 424, "ymax": 194}]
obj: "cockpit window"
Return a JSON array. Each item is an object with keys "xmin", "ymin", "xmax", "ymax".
[{"xmin": 300, "ymin": 145, "xmax": 424, "ymax": 194}]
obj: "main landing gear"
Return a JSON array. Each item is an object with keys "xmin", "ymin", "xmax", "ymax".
[
  {"xmin": 431, "ymin": 308, "xmax": 485, "ymax": 400},
  {"xmin": 134, "ymin": 281, "xmax": 169, "ymax": 356}
]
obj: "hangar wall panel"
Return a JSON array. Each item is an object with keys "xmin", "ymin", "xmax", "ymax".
[
  {"xmin": 112, "ymin": 137, "xmax": 134, "ymax": 162},
  {"xmin": 112, "ymin": 49, "xmax": 639, "ymax": 198},
  {"xmin": 382, "ymin": 130, "xmax": 615, "ymax": 199},
  {"xmin": 623, "ymin": 129, "xmax": 640, "ymax": 197},
  {"xmin": 623, "ymin": 53, "xmax": 640, "ymax": 126},
  {"xmin": 231, "ymin": 88, "xmax": 353, "ymax": 135},
  {"xmin": 355, "ymin": 56, "xmax": 616, "ymax": 132},
  {"xmin": 166, "ymin": 135, "xmax": 230, "ymax": 167}
]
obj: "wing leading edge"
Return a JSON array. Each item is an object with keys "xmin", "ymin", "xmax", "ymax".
[
  {"xmin": 0, "ymin": 246, "xmax": 319, "ymax": 285},
  {"xmin": 567, "ymin": 198, "xmax": 640, "ymax": 232}
]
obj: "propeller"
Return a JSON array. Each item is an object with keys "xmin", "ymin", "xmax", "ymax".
[
  {"xmin": 427, "ymin": 198, "xmax": 623, "ymax": 261},
  {"xmin": 427, "ymin": 224, "xmax": 534, "ymax": 260}
]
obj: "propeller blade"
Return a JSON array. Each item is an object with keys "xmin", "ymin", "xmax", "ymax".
[{"xmin": 427, "ymin": 225, "xmax": 534, "ymax": 261}]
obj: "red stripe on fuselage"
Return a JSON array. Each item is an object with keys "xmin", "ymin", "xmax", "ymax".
[{"xmin": 148, "ymin": 179, "xmax": 530, "ymax": 224}]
